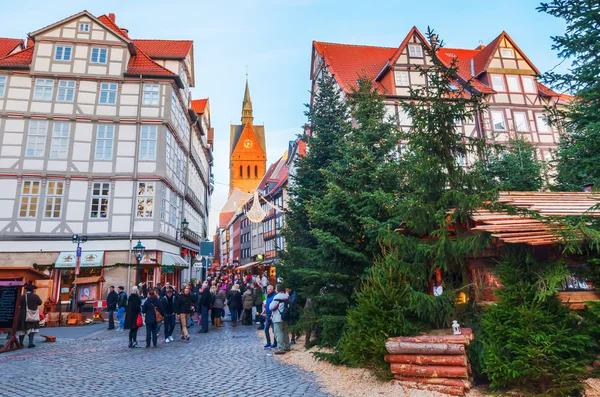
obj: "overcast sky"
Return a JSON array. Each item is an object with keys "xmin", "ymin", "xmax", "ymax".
[{"xmin": 0, "ymin": 0, "xmax": 568, "ymax": 235}]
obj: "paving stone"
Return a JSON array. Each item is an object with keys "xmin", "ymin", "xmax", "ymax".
[{"xmin": 0, "ymin": 322, "xmax": 332, "ymax": 397}]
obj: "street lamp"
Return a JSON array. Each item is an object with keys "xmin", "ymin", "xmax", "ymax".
[
  {"xmin": 133, "ymin": 240, "xmax": 145, "ymax": 285},
  {"xmin": 181, "ymin": 218, "xmax": 189, "ymax": 232},
  {"xmin": 71, "ymin": 234, "xmax": 88, "ymax": 313}
]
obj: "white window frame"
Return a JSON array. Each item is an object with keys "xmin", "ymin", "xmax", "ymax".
[
  {"xmin": 535, "ymin": 113, "xmax": 551, "ymax": 133},
  {"xmin": 25, "ymin": 120, "xmax": 48, "ymax": 157},
  {"xmin": 54, "ymin": 45, "xmax": 72, "ymax": 61},
  {"xmin": 513, "ymin": 112, "xmax": 529, "ymax": 132},
  {"xmin": 506, "ymin": 75, "xmax": 521, "ymax": 92},
  {"xmin": 19, "ymin": 180, "xmax": 40, "ymax": 218},
  {"xmin": 95, "ymin": 125, "xmax": 114, "ymax": 160},
  {"xmin": 44, "ymin": 181, "xmax": 64, "ymax": 219},
  {"xmin": 50, "ymin": 122, "xmax": 70, "ymax": 159},
  {"xmin": 491, "ymin": 110, "xmax": 507, "ymax": 131},
  {"xmin": 90, "ymin": 47, "xmax": 108, "ymax": 64},
  {"xmin": 142, "ymin": 84, "xmax": 160, "ymax": 105},
  {"xmin": 90, "ymin": 182, "xmax": 110, "ymax": 219},
  {"xmin": 139, "ymin": 125, "xmax": 157, "ymax": 160},
  {"xmin": 500, "ymin": 48, "xmax": 515, "ymax": 58},
  {"xmin": 33, "ymin": 78, "xmax": 54, "ymax": 101},
  {"xmin": 79, "ymin": 23, "xmax": 90, "ymax": 32},
  {"xmin": 408, "ymin": 44, "xmax": 423, "ymax": 57},
  {"xmin": 136, "ymin": 182, "xmax": 155, "ymax": 218},
  {"xmin": 0, "ymin": 76, "xmax": 7, "ymax": 98},
  {"xmin": 398, "ymin": 109, "xmax": 412, "ymax": 126},
  {"xmin": 160, "ymin": 185, "xmax": 168, "ymax": 222},
  {"xmin": 394, "ymin": 70, "xmax": 409, "ymax": 87},
  {"xmin": 522, "ymin": 76, "xmax": 537, "ymax": 93},
  {"xmin": 490, "ymin": 74, "xmax": 505, "ymax": 92},
  {"xmin": 99, "ymin": 83, "xmax": 117, "ymax": 104},
  {"xmin": 56, "ymin": 80, "xmax": 76, "ymax": 102},
  {"xmin": 457, "ymin": 154, "xmax": 467, "ymax": 167},
  {"xmin": 454, "ymin": 118, "xmax": 463, "ymax": 126}
]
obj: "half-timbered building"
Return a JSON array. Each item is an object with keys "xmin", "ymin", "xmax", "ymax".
[
  {"xmin": 0, "ymin": 11, "xmax": 214, "ymax": 303},
  {"xmin": 311, "ymin": 27, "xmax": 571, "ymax": 165}
]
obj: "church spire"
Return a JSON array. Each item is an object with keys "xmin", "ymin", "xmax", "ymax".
[{"xmin": 241, "ymin": 75, "xmax": 253, "ymax": 125}]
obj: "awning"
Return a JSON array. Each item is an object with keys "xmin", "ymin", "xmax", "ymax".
[
  {"xmin": 237, "ymin": 261, "xmax": 259, "ymax": 271},
  {"xmin": 55, "ymin": 251, "xmax": 105, "ymax": 268},
  {"xmin": 73, "ymin": 276, "xmax": 105, "ymax": 284},
  {"xmin": 162, "ymin": 252, "xmax": 189, "ymax": 267},
  {"xmin": 259, "ymin": 259, "xmax": 275, "ymax": 265}
]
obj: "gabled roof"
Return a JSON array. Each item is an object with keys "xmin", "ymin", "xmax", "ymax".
[
  {"xmin": 0, "ymin": 38, "xmax": 24, "ymax": 58},
  {"xmin": 313, "ymin": 41, "xmax": 396, "ymax": 94},
  {"xmin": 385, "ymin": 26, "xmax": 430, "ymax": 69},
  {"xmin": 472, "ymin": 31, "xmax": 540, "ymax": 77},
  {"xmin": 97, "ymin": 14, "xmax": 130, "ymax": 40},
  {"xmin": 127, "ymin": 45, "xmax": 175, "ymax": 76},
  {"xmin": 191, "ymin": 98, "xmax": 209, "ymax": 114},
  {"xmin": 0, "ymin": 46, "xmax": 34, "ymax": 68},
  {"xmin": 258, "ymin": 152, "xmax": 289, "ymax": 196},
  {"xmin": 219, "ymin": 212, "xmax": 235, "ymax": 229},
  {"xmin": 437, "ymin": 48, "xmax": 495, "ymax": 94},
  {"xmin": 220, "ymin": 189, "xmax": 252, "ymax": 215},
  {"xmin": 135, "ymin": 40, "xmax": 193, "ymax": 59}
]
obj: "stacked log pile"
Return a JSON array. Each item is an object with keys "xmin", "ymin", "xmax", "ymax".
[{"xmin": 385, "ymin": 329, "xmax": 473, "ymax": 396}]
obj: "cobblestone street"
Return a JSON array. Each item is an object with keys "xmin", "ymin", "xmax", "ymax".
[{"xmin": 0, "ymin": 320, "xmax": 332, "ymax": 397}]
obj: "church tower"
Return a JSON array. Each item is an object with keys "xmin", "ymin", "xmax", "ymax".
[{"xmin": 229, "ymin": 78, "xmax": 267, "ymax": 195}]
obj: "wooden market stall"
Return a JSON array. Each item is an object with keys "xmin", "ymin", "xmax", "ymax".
[
  {"xmin": 0, "ymin": 266, "xmax": 50, "ymax": 353},
  {"xmin": 469, "ymin": 192, "xmax": 600, "ymax": 307}
]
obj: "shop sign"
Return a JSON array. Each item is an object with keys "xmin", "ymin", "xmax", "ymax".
[{"xmin": 140, "ymin": 251, "xmax": 157, "ymax": 265}]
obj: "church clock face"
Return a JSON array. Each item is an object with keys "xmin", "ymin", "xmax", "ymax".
[{"xmin": 244, "ymin": 139, "xmax": 253, "ymax": 149}]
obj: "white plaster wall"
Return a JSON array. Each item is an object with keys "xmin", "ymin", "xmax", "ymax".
[
  {"xmin": 88, "ymin": 221, "xmax": 109, "ymax": 233},
  {"xmin": 4, "ymin": 119, "xmax": 25, "ymax": 132},
  {"xmin": 114, "ymin": 181, "xmax": 133, "ymax": 197},
  {"xmin": 68, "ymin": 181, "xmax": 89, "ymax": 200}
]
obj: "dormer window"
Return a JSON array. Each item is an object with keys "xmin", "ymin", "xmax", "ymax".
[
  {"xmin": 500, "ymin": 48, "xmax": 514, "ymax": 58},
  {"xmin": 408, "ymin": 44, "xmax": 423, "ymax": 57},
  {"xmin": 79, "ymin": 23, "xmax": 90, "ymax": 33}
]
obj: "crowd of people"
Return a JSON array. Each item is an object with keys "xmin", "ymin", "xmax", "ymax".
[{"xmin": 105, "ymin": 272, "xmax": 299, "ymax": 352}]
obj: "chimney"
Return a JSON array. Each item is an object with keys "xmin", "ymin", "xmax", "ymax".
[
  {"xmin": 109, "ymin": 13, "xmax": 116, "ymax": 22},
  {"xmin": 430, "ymin": 34, "xmax": 438, "ymax": 46}
]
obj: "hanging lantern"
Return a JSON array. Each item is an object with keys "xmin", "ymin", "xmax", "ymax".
[{"xmin": 247, "ymin": 190, "xmax": 267, "ymax": 223}]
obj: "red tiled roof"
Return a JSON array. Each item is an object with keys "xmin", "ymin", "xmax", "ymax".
[
  {"xmin": 437, "ymin": 48, "xmax": 495, "ymax": 94},
  {"xmin": 0, "ymin": 46, "xmax": 34, "ymax": 67},
  {"xmin": 127, "ymin": 45, "xmax": 175, "ymax": 76},
  {"xmin": 135, "ymin": 40, "xmax": 192, "ymax": 59},
  {"xmin": 313, "ymin": 41, "xmax": 396, "ymax": 93},
  {"xmin": 97, "ymin": 14, "xmax": 130, "ymax": 40},
  {"xmin": 219, "ymin": 212, "xmax": 235, "ymax": 228},
  {"xmin": 297, "ymin": 140, "xmax": 307, "ymax": 157},
  {"xmin": 538, "ymin": 83, "xmax": 559, "ymax": 97},
  {"xmin": 191, "ymin": 98, "xmax": 208, "ymax": 113},
  {"xmin": 472, "ymin": 33, "xmax": 502, "ymax": 77},
  {"xmin": 0, "ymin": 38, "xmax": 23, "ymax": 58}
]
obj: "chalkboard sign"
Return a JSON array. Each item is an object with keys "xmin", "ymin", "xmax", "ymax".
[{"xmin": 0, "ymin": 286, "xmax": 19, "ymax": 330}]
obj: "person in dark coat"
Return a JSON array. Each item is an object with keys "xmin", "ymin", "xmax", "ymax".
[
  {"xmin": 142, "ymin": 290, "xmax": 165, "ymax": 348},
  {"xmin": 196, "ymin": 282, "xmax": 211, "ymax": 333},
  {"xmin": 124, "ymin": 286, "xmax": 142, "ymax": 348},
  {"xmin": 16, "ymin": 284, "xmax": 42, "ymax": 348},
  {"xmin": 227, "ymin": 284, "xmax": 243, "ymax": 326},
  {"xmin": 106, "ymin": 286, "xmax": 118, "ymax": 330},
  {"xmin": 175, "ymin": 286, "xmax": 194, "ymax": 341}
]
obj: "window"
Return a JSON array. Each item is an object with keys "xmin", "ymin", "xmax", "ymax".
[
  {"xmin": 142, "ymin": 84, "xmax": 160, "ymax": 105},
  {"xmin": 165, "ymin": 133, "xmax": 172, "ymax": 167},
  {"xmin": 33, "ymin": 78, "xmax": 54, "ymax": 101},
  {"xmin": 90, "ymin": 47, "xmax": 107, "ymax": 64},
  {"xmin": 536, "ymin": 113, "xmax": 551, "ymax": 133},
  {"xmin": 95, "ymin": 125, "xmax": 114, "ymax": 160},
  {"xmin": 161, "ymin": 186, "xmax": 168, "ymax": 222},
  {"xmin": 19, "ymin": 180, "xmax": 40, "ymax": 218},
  {"xmin": 408, "ymin": 44, "xmax": 423, "ymax": 57},
  {"xmin": 140, "ymin": 125, "xmax": 157, "ymax": 160},
  {"xmin": 513, "ymin": 112, "xmax": 528, "ymax": 132},
  {"xmin": 79, "ymin": 23, "xmax": 90, "ymax": 32},
  {"xmin": 54, "ymin": 46, "xmax": 72, "ymax": 61},
  {"xmin": 457, "ymin": 154, "xmax": 467, "ymax": 167},
  {"xmin": 398, "ymin": 109, "xmax": 412, "ymax": 125},
  {"xmin": 57, "ymin": 80, "xmax": 76, "ymax": 102},
  {"xmin": 50, "ymin": 122, "xmax": 70, "ymax": 159},
  {"xmin": 99, "ymin": 83, "xmax": 117, "ymax": 104},
  {"xmin": 239, "ymin": 165, "xmax": 243, "ymax": 178},
  {"xmin": 255, "ymin": 165, "xmax": 258, "ymax": 178},
  {"xmin": 500, "ymin": 48, "xmax": 515, "ymax": 58},
  {"xmin": 25, "ymin": 120, "xmax": 48, "ymax": 157},
  {"xmin": 90, "ymin": 182, "xmax": 110, "ymax": 218},
  {"xmin": 490, "ymin": 74, "xmax": 505, "ymax": 92},
  {"xmin": 0, "ymin": 76, "xmax": 6, "ymax": 98},
  {"xmin": 454, "ymin": 118, "xmax": 463, "ymax": 126},
  {"xmin": 44, "ymin": 181, "xmax": 64, "ymax": 218},
  {"xmin": 491, "ymin": 110, "xmax": 507, "ymax": 131},
  {"xmin": 506, "ymin": 75, "xmax": 521, "ymax": 92},
  {"xmin": 169, "ymin": 193, "xmax": 181, "ymax": 227},
  {"xmin": 395, "ymin": 71, "xmax": 409, "ymax": 86},
  {"xmin": 522, "ymin": 76, "xmax": 536, "ymax": 93},
  {"xmin": 247, "ymin": 165, "xmax": 250, "ymax": 178},
  {"xmin": 136, "ymin": 182, "xmax": 154, "ymax": 218}
]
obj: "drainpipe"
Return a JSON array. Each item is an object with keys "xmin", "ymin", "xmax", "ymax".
[{"xmin": 126, "ymin": 75, "xmax": 144, "ymax": 292}]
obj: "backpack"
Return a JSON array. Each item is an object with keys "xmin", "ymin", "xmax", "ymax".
[
  {"xmin": 152, "ymin": 301, "xmax": 163, "ymax": 323},
  {"xmin": 277, "ymin": 299, "xmax": 290, "ymax": 322}
]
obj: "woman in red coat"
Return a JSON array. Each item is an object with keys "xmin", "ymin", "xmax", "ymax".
[{"xmin": 16, "ymin": 284, "xmax": 43, "ymax": 348}]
